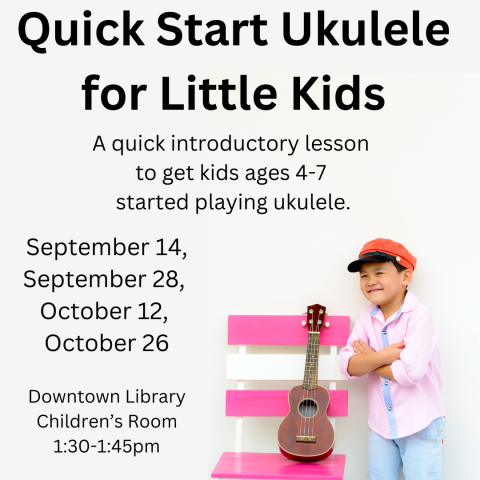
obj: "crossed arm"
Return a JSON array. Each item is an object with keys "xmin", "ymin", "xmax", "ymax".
[{"xmin": 347, "ymin": 339, "xmax": 405, "ymax": 380}]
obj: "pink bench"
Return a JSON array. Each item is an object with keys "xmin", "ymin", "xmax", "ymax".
[{"xmin": 212, "ymin": 314, "xmax": 350, "ymax": 480}]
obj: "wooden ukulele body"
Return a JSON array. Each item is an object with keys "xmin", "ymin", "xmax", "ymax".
[
  {"xmin": 277, "ymin": 304, "xmax": 334, "ymax": 462},
  {"xmin": 277, "ymin": 385, "xmax": 335, "ymax": 462}
]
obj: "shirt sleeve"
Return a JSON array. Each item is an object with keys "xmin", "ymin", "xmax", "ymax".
[
  {"xmin": 391, "ymin": 308, "xmax": 438, "ymax": 387},
  {"xmin": 339, "ymin": 312, "xmax": 370, "ymax": 379}
]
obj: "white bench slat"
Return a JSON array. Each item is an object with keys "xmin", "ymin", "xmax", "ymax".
[
  {"xmin": 227, "ymin": 354, "xmax": 347, "ymax": 381},
  {"xmin": 235, "ymin": 345, "xmax": 246, "ymax": 453}
]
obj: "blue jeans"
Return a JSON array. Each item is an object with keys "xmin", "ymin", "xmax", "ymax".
[{"xmin": 367, "ymin": 417, "xmax": 445, "ymax": 480}]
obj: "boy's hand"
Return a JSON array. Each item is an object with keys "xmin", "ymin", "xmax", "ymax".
[
  {"xmin": 379, "ymin": 341, "xmax": 405, "ymax": 364},
  {"xmin": 352, "ymin": 339, "xmax": 376, "ymax": 355}
]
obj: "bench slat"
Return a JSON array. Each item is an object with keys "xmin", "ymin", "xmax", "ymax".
[
  {"xmin": 212, "ymin": 452, "xmax": 346, "ymax": 480},
  {"xmin": 228, "ymin": 316, "xmax": 349, "ymax": 346},
  {"xmin": 226, "ymin": 390, "xmax": 348, "ymax": 417},
  {"xmin": 227, "ymin": 354, "xmax": 347, "ymax": 381}
]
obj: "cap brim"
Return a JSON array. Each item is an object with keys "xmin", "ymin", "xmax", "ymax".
[{"xmin": 347, "ymin": 256, "xmax": 391, "ymax": 272}]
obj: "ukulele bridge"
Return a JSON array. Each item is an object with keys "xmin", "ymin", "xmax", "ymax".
[{"xmin": 296, "ymin": 435, "xmax": 316, "ymax": 443}]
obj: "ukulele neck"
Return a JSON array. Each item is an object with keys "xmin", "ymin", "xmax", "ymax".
[{"xmin": 303, "ymin": 331, "xmax": 319, "ymax": 390}]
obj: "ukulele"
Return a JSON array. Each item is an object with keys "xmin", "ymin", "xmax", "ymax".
[{"xmin": 277, "ymin": 304, "xmax": 335, "ymax": 462}]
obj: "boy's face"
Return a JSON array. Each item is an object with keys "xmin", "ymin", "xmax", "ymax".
[{"xmin": 359, "ymin": 261, "xmax": 411, "ymax": 306}]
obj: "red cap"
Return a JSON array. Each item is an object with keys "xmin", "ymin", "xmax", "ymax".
[{"xmin": 348, "ymin": 238, "xmax": 417, "ymax": 272}]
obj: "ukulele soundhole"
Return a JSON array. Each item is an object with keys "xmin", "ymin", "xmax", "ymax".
[{"xmin": 298, "ymin": 398, "xmax": 319, "ymax": 418}]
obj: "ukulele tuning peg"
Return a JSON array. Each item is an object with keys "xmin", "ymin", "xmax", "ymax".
[
  {"xmin": 302, "ymin": 312, "xmax": 307, "ymax": 315},
  {"xmin": 325, "ymin": 322, "xmax": 330, "ymax": 328},
  {"xmin": 302, "ymin": 321, "xmax": 307, "ymax": 326}
]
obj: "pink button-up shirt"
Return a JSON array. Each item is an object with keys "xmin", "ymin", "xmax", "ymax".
[{"xmin": 339, "ymin": 291, "xmax": 444, "ymax": 439}]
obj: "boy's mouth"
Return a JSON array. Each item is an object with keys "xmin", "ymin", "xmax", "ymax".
[{"xmin": 368, "ymin": 288, "xmax": 383, "ymax": 293}]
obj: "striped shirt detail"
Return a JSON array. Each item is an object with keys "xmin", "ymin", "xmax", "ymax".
[{"xmin": 377, "ymin": 305, "xmax": 403, "ymax": 439}]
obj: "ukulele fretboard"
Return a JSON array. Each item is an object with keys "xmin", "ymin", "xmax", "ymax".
[{"xmin": 303, "ymin": 331, "xmax": 319, "ymax": 390}]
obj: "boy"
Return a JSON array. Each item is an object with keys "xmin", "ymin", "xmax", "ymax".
[{"xmin": 339, "ymin": 238, "xmax": 444, "ymax": 480}]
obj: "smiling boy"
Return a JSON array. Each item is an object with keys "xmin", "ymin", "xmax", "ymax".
[{"xmin": 339, "ymin": 239, "xmax": 444, "ymax": 480}]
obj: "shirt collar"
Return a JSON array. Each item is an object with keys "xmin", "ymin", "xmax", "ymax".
[
  {"xmin": 401, "ymin": 290, "xmax": 419, "ymax": 313},
  {"xmin": 366, "ymin": 290, "xmax": 419, "ymax": 317}
]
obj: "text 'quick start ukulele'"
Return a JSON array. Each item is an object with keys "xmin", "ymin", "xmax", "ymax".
[{"xmin": 277, "ymin": 304, "xmax": 335, "ymax": 462}]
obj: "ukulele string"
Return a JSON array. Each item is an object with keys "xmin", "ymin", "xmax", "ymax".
[
  {"xmin": 310, "ymin": 309, "xmax": 321, "ymax": 438},
  {"xmin": 306, "ymin": 309, "xmax": 320, "ymax": 439},
  {"xmin": 305, "ymin": 320, "xmax": 311, "ymax": 438},
  {"xmin": 300, "ymin": 316, "xmax": 309, "ymax": 438},
  {"xmin": 305, "ymin": 328, "xmax": 313, "ymax": 437},
  {"xmin": 307, "ymin": 311, "xmax": 317, "ymax": 439},
  {"xmin": 301, "ymin": 309, "xmax": 314, "ymax": 438}
]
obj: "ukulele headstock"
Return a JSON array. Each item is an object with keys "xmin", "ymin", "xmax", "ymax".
[{"xmin": 306, "ymin": 304, "xmax": 326, "ymax": 333}]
